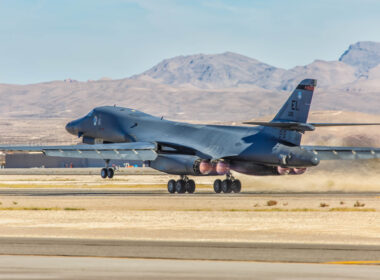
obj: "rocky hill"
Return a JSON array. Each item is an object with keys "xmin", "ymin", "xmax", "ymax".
[
  {"xmin": 339, "ymin": 41, "xmax": 380, "ymax": 77},
  {"xmin": 136, "ymin": 52, "xmax": 359, "ymax": 91},
  {"xmin": 0, "ymin": 41, "xmax": 380, "ymax": 122}
]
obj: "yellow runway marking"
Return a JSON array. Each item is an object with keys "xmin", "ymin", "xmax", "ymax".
[{"xmin": 326, "ymin": 261, "xmax": 380, "ymax": 265}]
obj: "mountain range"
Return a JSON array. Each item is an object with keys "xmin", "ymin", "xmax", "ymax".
[{"xmin": 1, "ymin": 41, "xmax": 380, "ymax": 122}]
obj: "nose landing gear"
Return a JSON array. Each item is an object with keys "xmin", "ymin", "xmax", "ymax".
[
  {"xmin": 100, "ymin": 167, "xmax": 115, "ymax": 179},
  {"xmin": 100, "ymin": 160, "xmax": 115, "ymax": 179}
]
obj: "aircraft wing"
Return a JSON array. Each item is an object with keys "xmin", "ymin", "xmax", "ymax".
[
  {"xmin": 243, "ymin": 121, "xmax": 380, "ymax": 132},
  {"xmin": 0, "ymin": 142, "xmax": 158, "ymax": 161},
  {"xmin": 302, "ymin": 146, "xmax": 380, "ymax": 160}
]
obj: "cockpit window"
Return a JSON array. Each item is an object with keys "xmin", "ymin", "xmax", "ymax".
[{"xmin": 86, "ymin": 110, "xmax": 94, "ymax": 118}]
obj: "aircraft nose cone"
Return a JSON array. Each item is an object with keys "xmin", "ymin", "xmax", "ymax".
[{"xmin": 65, "ymin": 121, "xmax": 79, "ymax": 135}]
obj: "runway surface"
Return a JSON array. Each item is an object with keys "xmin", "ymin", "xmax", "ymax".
[
  {"xmin": 1, "ymin": 237, "xmax": 380, "ymax": 263},
  {"xmin": 0, "ymin": 255, "xmax": 379, "ymax": 280},
  {"xmin": 0, "ymin": 188, "xmax": 379, "ymax": 197}
]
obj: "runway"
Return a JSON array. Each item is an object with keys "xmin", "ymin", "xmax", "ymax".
[
  {"xmin": 0, "ymin": 188, "xmax": 379, "ymax": 197},
  {"xmin": 0, "ymin": 237, "xmax": 380, "ymax": 263},
  {"xmin": 1, "ymin": 255, "xmax": 379, "ymax": 280}
]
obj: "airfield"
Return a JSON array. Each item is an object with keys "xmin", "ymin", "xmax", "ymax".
[{"xmin": 0, "ymin": 167, "xmax": 379, "ymax": 279}]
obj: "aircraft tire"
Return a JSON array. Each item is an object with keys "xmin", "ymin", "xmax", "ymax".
[
  {"xmin": 232, "ymin": 179, "xmax": 241, "ymax": 193},
  {"xmin": 107, "ymin": 168, "xmax": 114, "ymax": 179},
  {"xmin": 175, "ymin": 179, "xmax": 186, "ymax": 194},
  {"xmin": 100, "ymin": 168, "xmax": 108, "ymax": 179},
  {"xmin": 167, "ymin": 179, "xmax": 176, "ymax": 193},
  {"xmin": 222, "ymin": 179, "xmax": 232, "ymax": 193},
  {"xmin": 185, "ymin": 179, "xmax": 196, "ymax": 193},
  {"xmin": 213, "ymin": 179, "xmax": 222, "ymax": 193}
]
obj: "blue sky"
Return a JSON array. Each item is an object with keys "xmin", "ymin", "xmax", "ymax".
[{"xmin": 1, "ymin": 0, "xmax": 380, "ymax": 84}]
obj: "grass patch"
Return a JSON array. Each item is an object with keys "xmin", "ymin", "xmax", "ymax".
[
  {"xmin": 63, "ymin": 207, "xmax": 86, "ymax": 211},
  {"xmin": 252, "ymin": 208, "xmax": 318, "ymax": 212},
  {"xmin": 130, "ymin": 208, "xmax": 376, "ymax": 212},
  {"xmin": 0, "ymin": 207, "xmax": 85, "ymax": 211},
  {"xmin": 329, "ymin": 208, "xmax": 375, "ymax": 212}
]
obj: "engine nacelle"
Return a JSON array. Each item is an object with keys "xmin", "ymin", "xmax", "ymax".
[
  {"xmin": 277, "ymin": 148, "xmax": 319, "ymax": 168},
  {"xmin": 150, "ymin": 155, "xmax": 217, "ymax": 176},
  {"xmin": 229, "ymin": 161, "xmax": 308, "ymax": 176},
  {"xmin": 230, "ymin": 161, "xmax": 278, "ymax": 176}
]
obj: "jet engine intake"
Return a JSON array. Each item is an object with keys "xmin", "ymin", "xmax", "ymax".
[{"xmin": 277, "ymin": 149, "xmax": 319, "ymax": 168}]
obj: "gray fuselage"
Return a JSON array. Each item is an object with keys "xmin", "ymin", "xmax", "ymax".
[{"xmin": 65, "ymin": 106, "xmax": 319, "ymax": 172}]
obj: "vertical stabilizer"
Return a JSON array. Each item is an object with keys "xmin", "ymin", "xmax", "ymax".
[
  {"xmin": 272, "ymin": 79, "xmax": 316, "ymax": 123},
  {"xmin": 270, "ymin": 79, "xmax": 317, "ymax": 145}
]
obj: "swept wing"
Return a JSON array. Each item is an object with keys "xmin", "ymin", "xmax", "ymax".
[
  {"xmin": 302, "ymin": 146, "xmax": 380, "ymax": 160},
  {"xmin": 243, "ymin": 121, "xmax": 380, "ymax": 132},
  {"xmin": 0, "ymin": 142, "xmax": 158, "ymax": 161}
]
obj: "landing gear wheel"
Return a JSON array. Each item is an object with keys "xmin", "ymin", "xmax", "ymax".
[
  {"xmin": 213, "ymin": 179, "xmax": 222, "ymax": 193},
  {"xmin": 232, "ymin": 179, "xmax": 241, "ymax": 193},
  {"xmin": 175, "ymin": 179, "xmax": 186, "ymax": 194},
  {"xmin": 107, "ymin": 168, "xmax": 114, "ymax": 179},
  {"xmin": 167, "ymin": 179, "xmax": 176, "ymax": 194},
  {"xmin": 100, "ymin": 168, "xmax": 108, "ymax": 179},
  {"xmin": 222, "ymin": 179, "xmax": 232, "ymax": 193},
  {"xmin": 185, "ymin": 179, "xmax": 196, "ymax": 193}
]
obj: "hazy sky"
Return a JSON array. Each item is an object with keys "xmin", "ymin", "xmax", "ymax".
[{"xmin": 1, "ymin": 0, "xmax": 380, "ymax": 84}]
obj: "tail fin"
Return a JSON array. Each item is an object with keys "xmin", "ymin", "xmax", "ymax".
[
  {"xmin": 272, "ymin": 79, "xmax": 316, "ymax": 123},
  {"xmin": 270, "ymin": 79, "xmax": 317, "ymax": 146}
]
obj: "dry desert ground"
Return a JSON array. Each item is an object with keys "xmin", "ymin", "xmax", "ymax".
[{"xmin": 0, "ymin": 167, "xmax": 379, "ymax": 246}]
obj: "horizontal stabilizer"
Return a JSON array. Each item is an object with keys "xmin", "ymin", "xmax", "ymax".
[
  {"xmin": 0, "ymin": 142, "xmax": 158, "ymax": 161},
  {"xmin": 243, "ymin": 121, "xmax": 315, "ymax": 132},
  {"xmin": 243, "ymin": 121, "xmax": 380, "ymax": 132},
  {"xmin": 310, "ymin": 123, "xmax": 380, "ymax": 127},
  {"xmin": 302, "ymin": 146, "xmax": 380, "ymax": 160}
]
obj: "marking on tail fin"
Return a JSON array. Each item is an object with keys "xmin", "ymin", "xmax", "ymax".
[{"xmin": 291, "ymin": 100, "xmax": 298, "ymax": 111}]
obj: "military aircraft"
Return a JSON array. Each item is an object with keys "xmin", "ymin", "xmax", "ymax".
[{"xmin": 1, "ymin": 79, "xmax": 380, "ymax": 194}]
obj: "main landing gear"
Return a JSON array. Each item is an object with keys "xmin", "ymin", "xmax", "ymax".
[
  {"xmin": 167, "ymin": 175, "xmax": 196, "ymax": 194},
  {"xmin": 166, "ymin": 173, "xmax": 241, "ymax": 194},
  {"xmin": 100, "ymin": 160, "xmax": 115, "ymax": 179},
  {"xmin": 213, "ymin": 173, "xmax": 241, "ymax": 194}
]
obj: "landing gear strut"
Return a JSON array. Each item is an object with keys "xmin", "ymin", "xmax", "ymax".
[
  {"xmin": 167, "ymin": 175, "xmax": 196, "ymax": 194},
  {"xmin": 213, "ymin": 173, "xmax": 241, "ymax": 194},
  {"xmin": 100, "ymin": 160, "xmax": 114, "ymax": 179}
]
